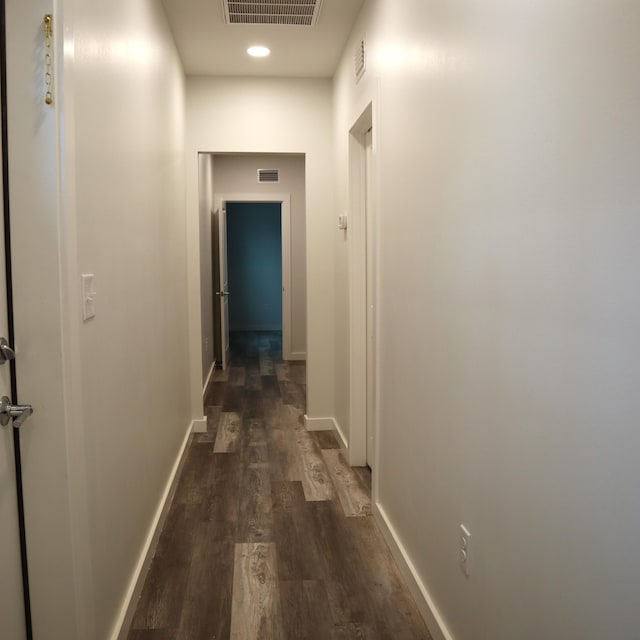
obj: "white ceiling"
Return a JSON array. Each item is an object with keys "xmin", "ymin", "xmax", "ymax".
[{"xmin": 160, "ymin": 0, "xmax": 366, "ymax": 78}]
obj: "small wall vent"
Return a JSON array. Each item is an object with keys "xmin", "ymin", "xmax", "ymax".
[
  {"xmin": 222, "ymin": 1, "xmax": 324, "ymax": 26},
  {"xmin": 355, "ymin": 38, "xmax": 366, "ymax": 83},
  {"xmin": 258, "ymin": 168, "xmax": 280, "ymax": 183}
]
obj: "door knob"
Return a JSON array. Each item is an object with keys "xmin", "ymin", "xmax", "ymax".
[
  {"xmin": 0, "ymin": 396, "xmax": 33, "ymax": 428},
  {"xmin": 0, "ymin": 337, "xmax": 15, "ymax": 363}
]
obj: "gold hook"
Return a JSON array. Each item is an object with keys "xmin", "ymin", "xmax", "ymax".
[{"xmin": 43, "ymin": 15, "xmax": 53, "ymax": 105}]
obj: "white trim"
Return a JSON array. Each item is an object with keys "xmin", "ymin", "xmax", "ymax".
[
  {"xmin": 373, "ymin": 503, "xmax": 454, "ymax": 640},
  {"xmin": 202, "ymin": 360, "xmax": 216, "ymax": 397},
  {"xmin": 112, "ymin": 424, "xmax": 193, "ymax": 640},
  {"xmin": 304, "ymin": 415, "xmax": 348, "ymax": 449},
  {"xmin": 331, "ymin": 417, "xmax": 349, "ymax": 450},
  {"xmin": 288, "ymin": 350, "xmax": 306, "ymax": 361},
  {"xmin": 348, "ymin": 103, "xmax": 374, "ymax": 467},
  {"xmin": 55, "ymin": 3, "xmax": 97, "ymax": 633},
  {"xmin": 190, "ymin": 417, "xmax": 207, "ymax": 433},
  {"xmin": 303, "ymin": 415, "xmax": 335, "ymax": 431},
  {"xmin": 214, "ymin": 193, "xmax": 293, "ymax": 360}
]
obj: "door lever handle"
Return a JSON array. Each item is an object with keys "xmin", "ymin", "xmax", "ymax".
[
  {"xmin": 0, "ymin": 396, "xmax": 33, "ymax": 428},
  {"xmin": 0, "ymin": 337, "xmax": 16, "ymax": 363}
]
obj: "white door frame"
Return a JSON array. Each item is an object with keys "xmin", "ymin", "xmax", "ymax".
[
  {"xmin": 214, "ymin": 193, "xmax": 294, "ymax": 360},
  {"xmin": 364, "ymin": 127, "xmax": 375, "ymax": 468},
  {"xmin": 215, "ymin": 203, "xmax": 231, "ymax": 369},
  {"xmin": 348, "ymin": 103, "xmax": 376, "ymax": 468}
]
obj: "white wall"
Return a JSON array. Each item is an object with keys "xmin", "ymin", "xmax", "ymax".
[
  {"xmin": 212, "ymin": 153, "xmax": 307, "ymax": 356},
  {"xmin": 334, "ymin": 1, "xmax": 640, "ymax": 639},
  {"xmin": 199, "ymin": 153, "xmax": 215, "ymax": 384},
  {"xmin": 73, "ymin": 3, "xmax": 189, "ymax": 633},
  {"xmin": 22, "ymin": 1, "xmax": 190, "ymax": 637},
  {"xmin": 186, "ymin": 77, "xmax": 333, "ymax": 421}
]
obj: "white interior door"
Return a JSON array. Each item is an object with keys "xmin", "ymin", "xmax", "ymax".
[
  {"xmin": 2, "ymin": 1, "xmax": 63, "ymax": 635},
  {"xmin": 0, "ymin": 15, "xmax": 26, "ymax": 639},
  {"xmin": 365, "ymin": 128, "xmax": 376, "ymax": 467},
  {"xmin": 217, "ymin": 204, "xmax": 230, "ymax": 369}
]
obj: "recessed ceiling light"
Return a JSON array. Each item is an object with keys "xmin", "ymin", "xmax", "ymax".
[{"xmin": 247, "ymin": 45, "xmax": 271, "ymax": 58}]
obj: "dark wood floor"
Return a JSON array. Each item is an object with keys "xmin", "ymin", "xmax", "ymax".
[{"xmin": 128, "ymin": 331, "xmax": 431, "ymax": 640}]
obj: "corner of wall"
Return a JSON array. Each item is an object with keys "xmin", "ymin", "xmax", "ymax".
[
  {"xmin": 331, "ymin": 416, "xmax": 349, "ymax": 449},
  {"xmin": 303, "ymin": 414, "xmax": 335, "ymax": 432},
  {"xmin": 190, "ymin": 417, "xmax": 207, "ymax": 434},
  {"xmin": 304, "ymin": 415, "xmax": 348, "ymax": 450},
  {"xmin": 373, "ymin": 503, "xmax": 454, "ymax": 640},
  {"xmin": 203, "ymin": 360, "xmax": 215, "ymax": 398},
  {"xmin": 111, "ymin": 424, "xmax": 193, "ymax": 640}
]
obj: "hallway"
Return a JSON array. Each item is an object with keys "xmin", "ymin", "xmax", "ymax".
[
  {"xmin": 2, "ymin": 0, "xmax": 637, "ymax": 636},
  {"xmin": 128, "ymin": 332, "xmax": 430, "ymax": 639}
]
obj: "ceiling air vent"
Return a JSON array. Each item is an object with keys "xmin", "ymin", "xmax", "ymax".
[
  {"xmin": 355, "ymin": 38, "xmax": 366, "ymax": 83},
  {"xmin": 222, "ymin": 0, "xmax": 324, "ymax": 26},
  {"xmin": 258, "ymin": 168, "xmax": 280, "ymax": 183}
]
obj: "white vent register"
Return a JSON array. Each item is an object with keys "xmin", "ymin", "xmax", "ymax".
[
  {"xmin": 258, "ymin": 168, "xmax": 280, "ymax": 183},
  {"xmin": 222, "ymin": 0, "xmax": 324, "ymax": 26}
]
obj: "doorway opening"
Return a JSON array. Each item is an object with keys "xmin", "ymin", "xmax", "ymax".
[
  {"xmin": 197, "ymin": 153, "xmax": 307, "ymax": 395},
  {"xmin": 216, "ymin": 201, "xmax": 283, "ymax": 365},
  {"xmin": 214, "ymin": 192, "xmax": 295, "ymax": 369}
]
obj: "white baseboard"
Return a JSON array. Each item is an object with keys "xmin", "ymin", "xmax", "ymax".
[
  {"xmin": 202, "ymin": 361, "xmax": 216, "ymax": 397},
  {"xmin": 332, "ymin": 417, "xmax": 348, "ymax": 449},
  {"xmin": 304, "ymin": 415, "xmax": 348, "ymax": 450},
  {"xmin": 304, "ymin": 415, "xmax": 335, "ymax": 431},
  {"xmin": 190, "ymin": 417, "xmax": 207, "ymax": 434},
  {"xmin": 111, "ymin": 423, "xmax": 193, "ymax": 640},
  {"xmin": 373, "ymin": 503, "xmax": 454, "ymax": 640}
]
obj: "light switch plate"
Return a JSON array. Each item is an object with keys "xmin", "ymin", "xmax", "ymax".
[{"xmin": 81, "ymin": 274, "xmax": 96, "ymax": 321}]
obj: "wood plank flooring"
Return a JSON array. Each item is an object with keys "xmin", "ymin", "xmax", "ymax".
[{"xmin": 128, "ymin": 331, "xmax": 431, "ymax": 640}]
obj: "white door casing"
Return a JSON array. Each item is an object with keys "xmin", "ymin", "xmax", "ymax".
[
  {"xmin": 365, "ymin": 128, "xmax": 376, "ymax": 468},
  {"xmin": 348, "ymin": 102, "xmax": 375, "ymax": 468},
  {"xmin": 217, "ymin": 204, "xmax": 231, "ymax": 370}
]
